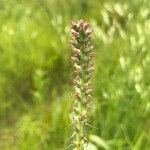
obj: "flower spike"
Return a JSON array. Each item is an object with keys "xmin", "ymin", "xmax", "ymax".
[{"xmin": 70, "ymin": 19, "xmax": 94, "ymax": 150}]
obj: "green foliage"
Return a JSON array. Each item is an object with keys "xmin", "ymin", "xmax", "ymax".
[{"xmin": 0, "ymin": 0, "xmax": 149, "ymax": 150}]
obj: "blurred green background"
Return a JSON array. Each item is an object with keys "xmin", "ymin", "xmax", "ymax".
[{"xmin": 0, "ymin": 0, "xmax": 150, "ymax": 150}]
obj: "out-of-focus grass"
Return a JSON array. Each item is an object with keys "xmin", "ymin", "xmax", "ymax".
[{"xmin": 0, "ymin": 0, "xmax": 149, "ymax": 149}]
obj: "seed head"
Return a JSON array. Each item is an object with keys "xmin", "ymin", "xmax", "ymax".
[{"xmin": 70, "ymin": 19, "xmax": 94, "ymax": 150}]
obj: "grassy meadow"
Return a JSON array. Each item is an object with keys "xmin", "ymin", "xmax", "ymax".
[{"xmin": 0, "ymin": 0, "xmax": 150, "ymax": 149}]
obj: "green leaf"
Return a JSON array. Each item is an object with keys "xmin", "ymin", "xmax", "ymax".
[
  {"xmin": 89, "ymin": 134, "xmax": 111, "ymax": 150},
  {"xmin": 85, "ymin": 143, "xmax": 97, "ymax": 150}
]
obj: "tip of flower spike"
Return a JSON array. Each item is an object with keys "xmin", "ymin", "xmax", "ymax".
[
  {"xmin": 71, "ymin": 19, "xmax": 92, "ymax": 35},
  {"xmin": 71, "ymin": 19, "xmax": 84, "ymax": 27},
  {"xmin": 79, "ymin": 20, "xmax": 90, "ymax": 30}
]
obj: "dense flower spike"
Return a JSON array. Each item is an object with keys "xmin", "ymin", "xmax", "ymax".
[{"xmin": 71, "ymin": 19, "xmax": 94, "ymax": 150}]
